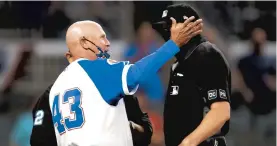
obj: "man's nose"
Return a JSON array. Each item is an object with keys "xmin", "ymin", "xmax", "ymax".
[
  {"xmin": 104, "ymin": 40, "xmax": 110, "ymax": 51},
  {"xmin": 106, "ymin": 40, "xmax": 110, "ymax": 47}
]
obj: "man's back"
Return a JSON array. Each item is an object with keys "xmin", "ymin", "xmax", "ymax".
[{"xmin": 49, "ymin": 58, "xmax": 133, "ymax": 146}]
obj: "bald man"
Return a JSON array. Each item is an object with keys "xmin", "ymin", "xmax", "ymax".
[
  {"xmin": 34, "ymin": 18, "xmax": 202, "ymax": 146},
  {"xmin": 65, "ymin": 21, "xmax": 111, "ymax": 61}
]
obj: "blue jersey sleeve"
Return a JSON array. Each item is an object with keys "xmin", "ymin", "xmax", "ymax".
[
  {"xmin": 78, "ymin": 59, "xmax": 138, "ymax": 105},
  {"xmin": 78, "ymin": 40, "xmax": 179, "ymax": 104},
  {"xmin": 127, "ymin": 40, "xmax": 180, "ymax": 88}
]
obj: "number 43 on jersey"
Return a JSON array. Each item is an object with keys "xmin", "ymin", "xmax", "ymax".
[{"xmin": 52, "ymin": 88, "xmax": 85, "ymax": 134}]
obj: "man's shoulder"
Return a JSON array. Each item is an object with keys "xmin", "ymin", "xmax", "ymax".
[
  {"xmin": 32, "ymin": 84, "xmax": 53, "ymax": 114},
  {"xmin": 107, "ymin": 59, "xmax": 130, "ymax": 66},
  {"xmin": 193, "ymin": 41, "xmax": 230, "ymax": 69},
  {"xmin": 195, "ymin": 41, "xmax": 226, "ymax": 60},
  {"xmin": 78, "ymin": 59, "xmax": 129, "ymax": 71},
  {"xmin": 195, "ymin": 41, "xmax": 222, "ymax": 56}
]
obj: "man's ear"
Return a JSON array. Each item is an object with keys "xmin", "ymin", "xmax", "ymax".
[
  {"xmin": 80, "ymin": 38, "xmax": 88, "ymax": 49},
  {"xmin": 65, "ymin": 51, "xmax": 73, "ymax": 62}
]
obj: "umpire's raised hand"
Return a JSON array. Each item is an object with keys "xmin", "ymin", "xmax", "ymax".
[{"xmin": 170, "ymin": 16, "xmax": 203, "ymax": 47}]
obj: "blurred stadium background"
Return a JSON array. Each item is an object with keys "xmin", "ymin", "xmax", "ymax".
[{"xmin": 0, "ymin": 1, "xmax": 275, "ymax": 146}]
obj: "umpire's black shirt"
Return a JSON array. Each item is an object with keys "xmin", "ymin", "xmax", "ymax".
[{"xmin": 164, "ymin": 36, "xmax": 231, "ymax": 146}]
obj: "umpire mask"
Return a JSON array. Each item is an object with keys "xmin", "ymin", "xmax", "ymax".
[{"xmin": 152, "ymin": 4, "xmax": 200, "ymax": 41}]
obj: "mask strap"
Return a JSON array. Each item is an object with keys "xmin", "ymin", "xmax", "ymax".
[{"xmin": 82, "ymin": 37, "xmax": 110, "ymax": 58}]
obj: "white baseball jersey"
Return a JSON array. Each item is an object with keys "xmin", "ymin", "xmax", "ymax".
[{"xmin": 49, "ymin": 58, "xmax": 138, "ymax": 146}]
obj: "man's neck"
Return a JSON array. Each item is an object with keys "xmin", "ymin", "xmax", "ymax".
[
  {"xmin": 69, "ymin": 57, "xmax": 85, "ymax": 63},
  {"xmin": 175, "ymin": 35, "xmax": 206, "ymax": 62}
]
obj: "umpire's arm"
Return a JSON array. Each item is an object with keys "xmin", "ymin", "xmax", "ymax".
[
  {"xmin": 124, "ymin": 95, "xmax": 153, "ymax": 146},
  {"xmin": 181, "ymin": 48, "xmax": 231, "ymax": 146}
]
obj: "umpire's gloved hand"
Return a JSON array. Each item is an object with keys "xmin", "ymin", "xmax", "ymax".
[
  {"xmin": 129, "ymin": 113, "xmax": 153, "ymax": 146},
  {"xmin": 130, "ymin": 121, "xmax": 144, "ymax": 132}
]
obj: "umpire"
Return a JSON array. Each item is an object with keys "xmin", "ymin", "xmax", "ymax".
[{"xmin": 153, "ymin": 4, "xmax": 231, "ymax": 146}]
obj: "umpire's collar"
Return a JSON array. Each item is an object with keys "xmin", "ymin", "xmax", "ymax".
[{"xmin": 175, "ymin": 35, "xmax": 206, "ymax": 62}]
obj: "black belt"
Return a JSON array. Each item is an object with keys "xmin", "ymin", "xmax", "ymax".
[{"xmin": 199, "ymin": 136, "xmax": 227, "ymax": 146}]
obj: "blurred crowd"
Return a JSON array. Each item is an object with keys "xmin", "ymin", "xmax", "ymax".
[
  {"xmin": 0, "ymin": 1, "xmax": 129, "ymax": 39},
  {"xmin": 193, "ymin": 1, "xmax": 276, "ymax": 41},
  {"xmin": 0, "ymin": 1, "xmax": 275, "ymax": 146}
]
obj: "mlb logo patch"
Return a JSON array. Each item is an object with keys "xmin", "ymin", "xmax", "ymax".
[
  {"xmin": 170, "ymin": 85, "xmax": 179, "ymax": 95},
  {"xmin": 219, "ymin": 89, "xmax": 227, "ymax": 99},
  {"xmin": 208, "ymin": 90, "xmax": 217, "ymax": 100}
]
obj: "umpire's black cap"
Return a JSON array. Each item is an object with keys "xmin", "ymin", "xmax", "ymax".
[{"xmin": 152, "ymin": 4, "xmax": 200, "ymax": 40}]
